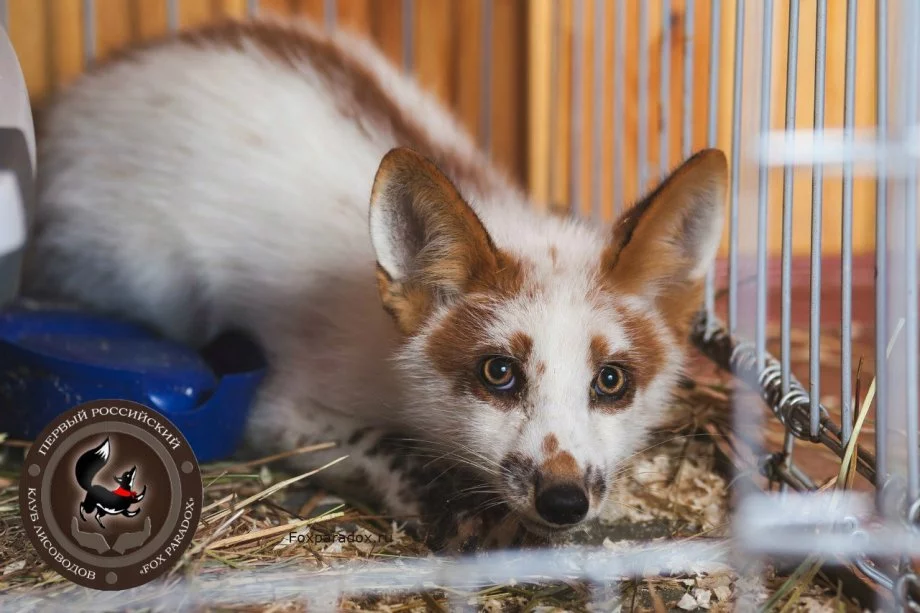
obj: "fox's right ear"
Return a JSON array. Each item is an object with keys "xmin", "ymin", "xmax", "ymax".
[
  {"xmin": 369, "ymin": 147, "xmax": 512, "ymax": 335},
  {"xmin": 600, "ymin": 148, "xmax": 727, "ymax": 334}
]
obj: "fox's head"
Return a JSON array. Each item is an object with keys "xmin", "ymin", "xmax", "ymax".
[
  {"xmin": 114, "ymin": 466, "xmax": 137, "ymax": 490},
  {"xmin": 369, "ymin": 147, "xmax": 726, "ymax": 533}
]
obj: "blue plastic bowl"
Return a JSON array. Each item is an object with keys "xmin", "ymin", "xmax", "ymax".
[{"xmin": 0, "ymin": 303, "xmax": 267, "ymax": 463}]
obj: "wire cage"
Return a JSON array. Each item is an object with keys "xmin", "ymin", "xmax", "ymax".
[{"xmin": 1, "ymin": 0, "xmax": 919, "ymax": 610}]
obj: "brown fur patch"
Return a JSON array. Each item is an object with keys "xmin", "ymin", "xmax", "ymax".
[
  {"xmin": 176, "ymin": 18, "xmax": 514, "ymax": 200},
  {"xmin": 535, "ymin": 361, "xmax": 547, "ymax": 376},
  {"xmin": 606, "ymin": 306, "xmax": 669, "ymax": 400},
  {"xmin": 541, "ymin": 451, "xmax": 580, "ymax": 481},
  {"xmin": 542, "ymin": 434, "xmax": 559, "ymax": 456},
  {"xmin": 589, "ymin": 335, "xmax": 610, "ymax": 368},
  {"xmin": 465, "ymin": 249, "xmax": 527, "ymax": 298},
  {"xmin": 509, "ymin": 332, "xmax": 533, "ymax": 363},
  {"xmin": 548, "ymin": 245, "xmax": 558, "ymax": 269},
  {"xmin": 425, "ymin": 300, "xmax": 523, "ymax": 411},
  {"xmin": 588, "ymin": 316, "xmax": 666, "ymax": 414},
  {"xmin": 426, "ymin": 300, "xmax": 496, "ymax": 386}
]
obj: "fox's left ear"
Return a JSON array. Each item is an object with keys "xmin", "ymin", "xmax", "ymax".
[
  {"xmin": 601, "ymin": 149, "xmax": 727, "ymax": 327},
  {"xmin": 368, "ymin": 147, "xmax": 521, "ymax": 335}
]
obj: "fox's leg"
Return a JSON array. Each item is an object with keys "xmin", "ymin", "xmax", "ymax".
[
  {"xmin": 79, "ymin": 495, "xmax": 93, "ymax": 521},
  {"xmin": 94, "ymin": 509, "xmax": 106, "ymax": 529},
  {"xmin": 122, "ymin": 509, "xmax": 140, "ymax": 518},
  {"xmin": 134, "ymin": 485, "xmax": 146, "ymax": 502},
  {"xmin": 243, "ymin": 376, "xmax": 523, "ymax": 551}
]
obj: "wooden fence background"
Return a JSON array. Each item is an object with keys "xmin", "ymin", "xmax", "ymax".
[{"xmin": 7, "ymin": 0, "xmax": 882, "ymax": 257}]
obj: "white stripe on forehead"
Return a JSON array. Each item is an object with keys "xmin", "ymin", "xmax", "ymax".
[{"xmin": 483, "ymin": 277, "xmax": 632, "ymax": 360}]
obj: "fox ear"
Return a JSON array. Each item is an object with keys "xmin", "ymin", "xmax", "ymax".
[
  {"xmin": 601, "ymin": 149, "xmax": 727, "ymax": 329},
  {"xmin": 369, "ymin": 147, "xmax": 515, "ymax": 334}
]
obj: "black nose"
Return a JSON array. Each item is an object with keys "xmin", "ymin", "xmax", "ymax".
[{"xmin": 535, "ymin": 484, "xmax": 589, "ymax": 525}]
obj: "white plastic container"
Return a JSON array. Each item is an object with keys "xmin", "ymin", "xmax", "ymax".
[{"xmin": 0, "ymin": 23, "xmax": 33, "ymax": 306}]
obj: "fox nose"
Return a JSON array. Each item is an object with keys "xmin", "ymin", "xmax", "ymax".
[{"xmin": 535, "ymin": 483, "xmax": 589, "ymax": 525}]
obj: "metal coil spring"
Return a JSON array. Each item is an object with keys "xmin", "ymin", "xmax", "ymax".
[{"xmin": 691, "ymin": 311, "xmax": 827, "ymax": 442}]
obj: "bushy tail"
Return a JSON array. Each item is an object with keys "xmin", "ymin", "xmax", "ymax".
[{"xmin": 74, "ymin": 438, "xmax": 110, "ymax": 491}]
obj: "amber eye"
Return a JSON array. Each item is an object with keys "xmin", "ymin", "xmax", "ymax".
[
  {"xmin": 479, "ymin": 356, "xmax": 517, "ymax": 391},
  {"xmin": 593, "ymin": 365, "xmax": 628, "ymax": 399}
]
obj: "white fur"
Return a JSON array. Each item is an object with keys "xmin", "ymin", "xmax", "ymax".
[{"xmin": 27, "ymin": 17, "xmax": 717, "ymax": 527}]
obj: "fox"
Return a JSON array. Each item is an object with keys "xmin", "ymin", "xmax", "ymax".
[
  {"xmin": 24, "ymin": 16, "xmax": 727, "ymax": 545},
  {"xmin": 74, "ymin": 438, "xmax": 147, "ymax": 529}
]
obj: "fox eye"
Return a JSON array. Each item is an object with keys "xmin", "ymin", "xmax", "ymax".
[
  {"xmin": 479, "ymin": 356, "xmax": 518, "ymax": 392},
  {"xmin": 593, "ymin": 365, "xmax": 628, "ymax": 399}
]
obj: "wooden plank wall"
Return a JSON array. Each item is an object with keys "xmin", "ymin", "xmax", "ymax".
[
  {"xmin": 528, "ymin": 0, "xmax": 881, "ymax": 256},
  {"xmin": 8, "ymin": 0, "xmax": 880, "ymax": 256},
  {"xmin": 7, "ymin": 0, "xmax": 528, "ymax": 183}
]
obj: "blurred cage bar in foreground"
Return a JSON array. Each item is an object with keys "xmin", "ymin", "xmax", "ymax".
[{"xmin": 2, "ymin": 0, "xmax": 920, "ymax": 611}]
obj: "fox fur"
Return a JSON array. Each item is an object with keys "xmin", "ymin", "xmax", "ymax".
[{"xmin": 25, "ymin": 16, "xmax": 727, "ymax": 546}]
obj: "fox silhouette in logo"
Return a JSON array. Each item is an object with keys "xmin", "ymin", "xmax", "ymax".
[{"xmin": 74, "ymin": 438, "xmax": 147, "ymax": 528}]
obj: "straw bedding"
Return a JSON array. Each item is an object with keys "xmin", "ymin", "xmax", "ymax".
[{"xmin": 0, "ymin": 326, "xmax": 873, "ymax": 612}]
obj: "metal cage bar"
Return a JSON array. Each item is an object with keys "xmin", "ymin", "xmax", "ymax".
[
  {"xmin": 82, "ymin": 0, "xmax": 95, "ymax": 68},
  {"xmin": 401, "ymin": 0, "xmax": 414, "ymax": 74},
  {"xmin": 840, "ymin": 0, "xmax": 858, "ymax": 445},
  {"xmin": 569, "ymin": 0, "xmax": 585, "ymax": 216},
  {"xmin": 902, "ymin": 0, "xmax": 920, "ymax": 504},
  {"xmin": 681, "ymin": 0, "xmax": 695, "ymax": 162},
  {"xmin": 659, "ymin": 0, "xmax": 671, "ymax": 179},
  {"xmin": 727, "ymin": 0, "xmax": 745, "ymax": 334},
  {"xmin": 480, "ymin": 0, "xmax": 494, "ymax": 156},
  {"xmin": 637, "ymin": 1, "xmax": 649, "ymax": 193},
  {"xmin": 754, "ymin": 0, "xmax": 774, "ymax": 372},
  {"xmin": 778, "ymin": 0, "xmax": 801, "ymax": 494},
  {"xmin": 809, "ymin": 0, "xmax": 828, "ymax": 439},
  {"xmin": 324, "ymin": 0, "xmax": 336, "ymax": 31},
  {"xmin": 703, "ymin": 0, "xmax": 722, "ymax": 321},
  {"xmin": 167, "ymin": 0, "xmax": 179, "ymax": 33},
  {"xmin": 612, "ymin": 0, "xmax": 625, "ymax": 217},
  {"xmin": 875, "ymin": 0, "xmax": 890, "ymax": 494},
  {"xmin": 591, "ymin": 0, "xmax": 605, "ymax": 222}
]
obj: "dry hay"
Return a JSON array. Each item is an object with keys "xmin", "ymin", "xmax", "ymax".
[{"xmin": 0, "ymin": 332, "xmax": 875, "ymax": 612}]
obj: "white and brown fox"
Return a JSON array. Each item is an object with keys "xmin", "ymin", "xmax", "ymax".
[{"xmin": 24, "ymin": 17, "xmax": 726, "ymax": 546}]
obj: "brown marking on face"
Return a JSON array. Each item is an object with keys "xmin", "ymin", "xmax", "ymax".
[
  {"xmin": 509, "ymin": 332, "xmax": 533, "ymax": 364},
  {"xmin": 587, "ymin": 314, "xmax": 666, "ymax": 414},
  {"xmin": 613, "ymin": 306, "xmax": 667, "ymax": 390},
  {"xmin": 542, "ymin": 434, "xmax": 559, "ymax": 456},
  {"xmin": 589, "ymin": 335, "xmax": 610, "ymax": 369},
  {"xmin": 541, "ymin": 450, "xmax": 580, "ymax": 481},
  {"xmin": 425, "ymin": 300, "xmax": 523, "ymax": 412},
  {"xmin": 535, "ymin": 361, "xmax": 547, "ymax": 377},
  {"xmin": 426, "ymin": 300, "xmax": 496, "ymax": 387},
  {"xmin": 548, "ymin": 245, "xmax": 558, "ymax": 269},
  {"xmin": 465, "ymin": 249, "xmax": 527, "ymax": 299}
]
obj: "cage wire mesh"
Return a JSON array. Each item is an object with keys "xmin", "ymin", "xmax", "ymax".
[{"xmin": 2, "ymin": 0, "xmax": 920, "ymax": 610}]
